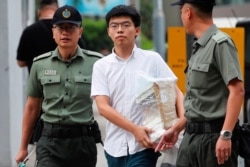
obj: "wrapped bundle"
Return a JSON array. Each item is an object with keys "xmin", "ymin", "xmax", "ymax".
[{"xmin": 135, "ymin": 72, "xmax": 178, "ymax": 142}]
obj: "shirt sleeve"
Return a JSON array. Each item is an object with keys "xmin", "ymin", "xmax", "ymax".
[
  {"xmin": 214, "ymin": 40, "xmax": 243, "ymax": 85},
  {"xmin": 26, "ymin": 62, "xmax": 43, "ymax": 97},
  {"xmin": 91, "ymin": 59, "xmax": 110, "ymax": 97},
  {"xmin": 155, "ymin": 53, "xmax": 177, "ymax": 81}
]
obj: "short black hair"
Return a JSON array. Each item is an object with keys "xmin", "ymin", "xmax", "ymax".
[
  {"xmin": 105, "ymin": 5, "xmax": 141, "ymax": 27},
  {"xmin": 39, "ymin": 0, "xmax": 58, "ymax": 9},
  {"xmin": 190, "ymin": 3, "xmax": 213, "ymax": 17}
]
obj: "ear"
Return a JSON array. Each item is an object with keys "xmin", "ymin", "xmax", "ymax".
[
  {"xmin": 37, "ymin": 9, "xmax": 41, "ymax": 18},
  {"xmin": 52, "ymin": 28, "xmax": 55, "ymax": 38},
  {"xmin": 79, "ymin": 27, "xmax": 83, "ymax": 38},
  {"xmin": 186, "ymin": 7, "xmax": 193, "ymax": 19},
  {"xmin": 135, "ymin": 26, "xmax": 141, "ymax": 36},
  {"xmin": 107, "ymin": 28, "xmax": 111, "ymax": 38}
]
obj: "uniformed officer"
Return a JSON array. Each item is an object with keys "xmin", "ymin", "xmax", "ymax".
[
  {"xmin": 15, "ymin": 5, "xmax": 102, "ymax": 167},
  {"xmin": 155, "ymin": 0, "xmax": 244, "ymax": 167}
]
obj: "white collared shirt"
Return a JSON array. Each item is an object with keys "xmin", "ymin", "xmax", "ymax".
[{"xmin": 91, "ymin": 45, "xmax": 177, "ymax": 157}]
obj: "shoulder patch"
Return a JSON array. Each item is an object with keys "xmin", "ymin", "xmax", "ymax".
[
  {"xmin": 82, "ymin": 49, "xmax": 104, "ymax": 58},
  {"xmin": 212, "ymin": 31, "xmax": 228, "ymax": 44},
  {"xmin": 33, "ymin": 52, "xmax": 52, "ymax": 62}
]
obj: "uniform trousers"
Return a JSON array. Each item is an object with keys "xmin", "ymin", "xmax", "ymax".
[
  {"xmin": 176, "ymin": 120, "xmax": 239, "ymax": 167},
  {"xmin": 35, "ymin": 123, "xmax": 97, "ymax": 167}
]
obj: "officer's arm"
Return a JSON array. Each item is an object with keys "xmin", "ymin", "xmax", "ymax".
[
  {"xmin": 16, "ymin": 96, "xmax": 42, "ymax": 164},
  {"xmin": 19, "ymin": 96, "xmax": 42, "ymax": 151}
]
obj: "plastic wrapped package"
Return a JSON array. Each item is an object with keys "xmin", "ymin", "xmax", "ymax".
[{"xmin": 135, "ymin": 72, "xmax": 178, "ymax": 142}]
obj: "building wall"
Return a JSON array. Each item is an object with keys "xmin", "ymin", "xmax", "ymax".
[
  {"xmin": 0, "ymin": 0, "xmax": 11, "ymax": 165},
  {"xmin": 0, "ymin": 0, "xmax": 25, "ymax": 166}
]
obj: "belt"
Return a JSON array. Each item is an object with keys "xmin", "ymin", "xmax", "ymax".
[
  {"xmin": 41, "ymin": 122, "xmax": 90, "ymax": 138},
  {"xmin": 185, "ymin": 118, "xmax": 224, "ymax": 134}
]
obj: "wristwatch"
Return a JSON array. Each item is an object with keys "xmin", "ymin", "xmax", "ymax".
[{"xmin": 220, "ymin": 130, "xmax": 232, "ymax": 139}]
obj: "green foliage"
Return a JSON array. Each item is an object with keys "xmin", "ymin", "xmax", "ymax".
[
  {"xmin": 140, "ymin": 33, "xmax": 153, "ymax": 49},
  {"xmin": 140, "ymin": 0, "xmax": 153, "ymax": 39},
  {"xmin": 82, "ymin": 18, "xmax": 113, "ymax": 52}
]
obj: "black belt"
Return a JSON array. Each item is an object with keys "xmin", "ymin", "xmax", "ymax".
[
  {"xmin": 41, "ymin": 122, "xmax": 90, "ymax": 138},
  {"xmin": 185, "ymin": 118, "xmax": 224, "ymax": 134}
]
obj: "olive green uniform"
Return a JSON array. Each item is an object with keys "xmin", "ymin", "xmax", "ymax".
[
  {"xmin": 176, "ymin": 25, "xmax": 243, "ymax": 167},
  {"xmin": 28, "ymin": 46, "xmax": 102, "ymax": 167}
]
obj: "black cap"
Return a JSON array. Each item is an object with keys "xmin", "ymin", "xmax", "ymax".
[
  {"xmin": 170, "ymin": 0, "xmax": 216, "ymax": 6},
  {"xmin": 52, "ymin": 5, "xmax": 82, "ymax": 25}
]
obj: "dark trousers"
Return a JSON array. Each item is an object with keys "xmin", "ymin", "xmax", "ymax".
[
  {"xmin": 176, "ymin": 119, "xmax": 239, "ymax": 167},
  {"xmin": 35, "ymin": 123, "xmax": 97, "ymax": 167},
  {"xmin": 104, "ymin": 148, "xmax": 160, "ymax": 167}
]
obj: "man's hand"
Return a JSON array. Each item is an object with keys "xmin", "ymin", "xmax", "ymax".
[
  {"xmin": 154, "ymin": 128, "xmax": 178, "ymax": 152},
  {"xmin": 216, "ymin": 137, "xmax": 231, "ymax": 165},
  {"xmin": 132, "ymin": 126, "xmax": 154, "ymax": 148}
]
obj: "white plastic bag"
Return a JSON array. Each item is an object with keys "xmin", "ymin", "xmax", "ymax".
[{"xmin": 135, "ymin": 72, "xmax": 178, "ymax": 142}]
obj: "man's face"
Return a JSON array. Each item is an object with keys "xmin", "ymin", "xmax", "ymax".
[
  {"xmin": 107, "ymin": 16, "xmax": 140, "ymax": 47},
  {"xmin": 52, "ymin": 23, "xmax": 83, "ymax": 48}
]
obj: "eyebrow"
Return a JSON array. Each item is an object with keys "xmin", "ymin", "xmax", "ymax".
[{"xmin": 109, "ymin": 21, "xmax": 131, "ymax": 25}]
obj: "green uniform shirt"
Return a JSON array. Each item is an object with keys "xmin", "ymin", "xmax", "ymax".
[
  {"xmin": 184, "ymin": 25, "xmax": 243, "ymax": 121},
  {"xmin": 27, "ymin": 46, "xmax": 102, "ymax": 124}
]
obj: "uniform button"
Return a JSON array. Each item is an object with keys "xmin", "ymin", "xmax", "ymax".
[
  {"xmin": 66, "ymin": 78, "xmax": 69, "ymax": 81},
  {"xmin": 65, "ymin": 92, "xmax": 68, "ymax": 95}
]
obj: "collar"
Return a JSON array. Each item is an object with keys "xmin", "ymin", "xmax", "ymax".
[
  {"xmin": 51, "ymin": 46, "xmax": 84, "ymax": 61},
  {"xmin": 196, "ymin": 24, "xmax": 218, "ymax": 47},
  {"xmin": 111, "ymin": 45, "xmax": 137, "ymax": 61}
]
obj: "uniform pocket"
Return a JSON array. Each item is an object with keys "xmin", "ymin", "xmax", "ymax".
[
  {"xmin": 74, "ymin": 75, "xmax": 91, "ymax": 83},
  {"xmin": 73, "ymin": 75, "xmax": 91, "ymax": 97},
  {"xmin": 190, "ymin": 63, "xmax": 209, "ymax": 89},
  {"xmin": 41, "ymin": 75, "xmax": 61, "ymax": 98}
]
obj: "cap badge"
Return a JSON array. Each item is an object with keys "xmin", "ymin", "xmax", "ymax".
[{"xmin": 62, "ymin": 9, "xmax": 71, "ymax": 18}]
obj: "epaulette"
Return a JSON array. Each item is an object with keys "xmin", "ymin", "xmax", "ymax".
[
  {"xmin": 33, "ymin": 52, "xmax": 52, "ymax": 62},
  {"xmin": 212, "ymin": 31, "xmax": 228, "ymax": 44},
  {"xmin": 82, "ymin": 49, "xmax": 104, "ymax": 58},
  {"xmin": 212, "ymin": 31, "xmax": 235, "ymax": 46}
]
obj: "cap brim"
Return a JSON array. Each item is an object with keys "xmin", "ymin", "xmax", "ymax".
[
  {"xmin": 53, "ymin": 20, "xmax": 81, "ymax": 26},
  {"xmin": 170, "ymin": 1, "xmax": 183, "ymax": 6}
]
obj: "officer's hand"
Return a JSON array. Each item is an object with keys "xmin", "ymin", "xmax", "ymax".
[
  {"xmin": 15, "ymin": 149, "xmax": 28, "ymax": 165},
  {"xmin": 154, "ymin": 128, "xmax": 178, "ymax": 152},
  {"xmin": 215, "ymin": 137, "xmax": 231, "ymax": 165}
]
